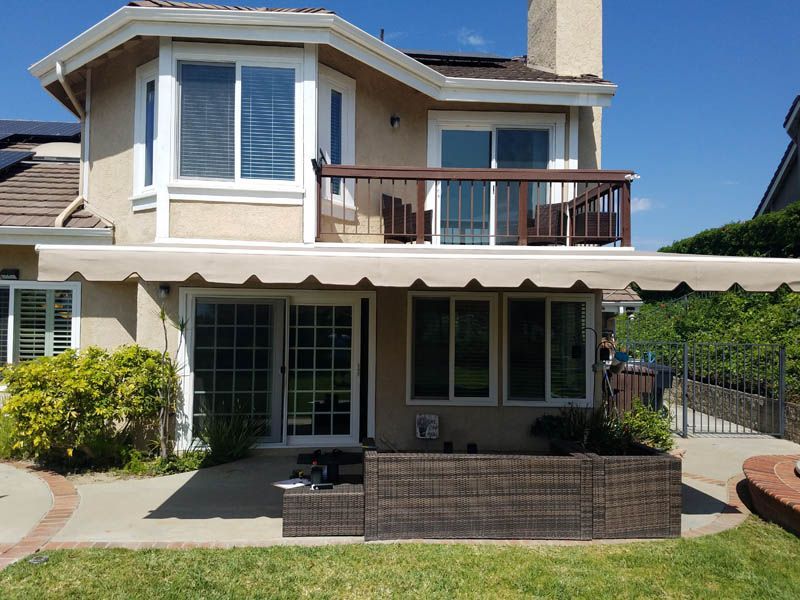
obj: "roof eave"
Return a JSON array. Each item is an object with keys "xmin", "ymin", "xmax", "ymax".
[
  {"xmin": 30, "ymin": 6, "xmax": 615, "ymax": 108},
  {"xmin": 0, "ymin": 226, "xmax": 112, "ymax": 246}
]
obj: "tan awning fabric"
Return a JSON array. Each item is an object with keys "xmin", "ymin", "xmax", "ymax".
[{"xmin": 35, "ymin": 244, "xmax": 800, "ymax": 292}]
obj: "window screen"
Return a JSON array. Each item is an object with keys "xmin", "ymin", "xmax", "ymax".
[
  {"xmin": 411, "ymin": 298, "xmax": 450, "ymax": 399},
  {"xmin": 550, "ymin": 301, "xmax": 587, "ymax": 399},
  {"xmin": 241, "ymin": 66, "xmax": 296, "ymax": 181},
  {"xmin": 507, "ymin": 298, "xmax": 546, "ymax": 400},
  {"xmin": 179, "ymin": 62, "xmax": 235, "ymax": 180}
]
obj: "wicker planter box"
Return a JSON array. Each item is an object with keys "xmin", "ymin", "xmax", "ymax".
[
  {"xmin": 282, "ymin": 483, "xmax": 364, "ymax": 537},
  {"xmin": 363, "ymin": 448, "xmax": 681, "ymax": 541}
]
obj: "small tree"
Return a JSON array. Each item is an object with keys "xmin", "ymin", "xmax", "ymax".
[{"xmin": 156, "ymin": 304, "xmax": 185, "ymax": 460}]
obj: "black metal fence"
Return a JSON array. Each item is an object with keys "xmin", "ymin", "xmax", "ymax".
[{"xmin": 612, "ymin": 341, "xmax": 785, "ymax": 437}]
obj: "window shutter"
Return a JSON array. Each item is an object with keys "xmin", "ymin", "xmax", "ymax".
[
  {"xmin": 241, "ymin": 66, "xmax": 296, "ymax": 181},
  {"xmin": 0, "ymin": 288, "xmax": 8, "ymax": 363},
  {"xmin": 14, "ymin": 289, "xmax": 74, "ymax": 361},
  {"xmin": 179, "ymin": 62, "xmax": 235, "ymax": 180},
  {"xmin": 550, "ymin": 301, "xmax": 587, "ymax": 399}
]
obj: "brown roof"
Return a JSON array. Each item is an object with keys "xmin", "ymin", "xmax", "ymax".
[
  {"xmin": 128, "ymin": 1, "xmax": 331, "ymax": 13},
  {"xmin": 602, "ymin": 288, "xmax": 643, "ymax": 304},
  {"xmin": 406, "ymin": 53, "xmax": 612, "ymax": 85},
  {"xmin": 0, "ymin": 160, "xmax": 105, "ymax": 229}
]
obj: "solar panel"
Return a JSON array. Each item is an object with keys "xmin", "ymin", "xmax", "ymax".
[
  {"xmin": 0, "ymin": 150, "xmax": 35, "ymax": 172},
  {"xmin": 0, "ymin": 120, "xmax": 80, "ymax": 140}
]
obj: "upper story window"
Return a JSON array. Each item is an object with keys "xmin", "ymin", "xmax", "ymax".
[
  {"xmin": 134, "ymin": 60, "xmax": 158, "ymax": 196},
  {"xmin": 173, "ymin": 44, "xmax": 304, "ymax": 189},
  {"xmin": 318, "ymin": 65, "xmax": 355, "ymax": 210}
]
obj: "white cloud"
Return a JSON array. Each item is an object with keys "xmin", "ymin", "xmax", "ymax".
[
  {"xmin": 631, "ymin": 197, "xmax": 656, "ymax": 214},
  {"xmin": 457, "ymin": 27, "xmax": 490, "ymax": 49}
]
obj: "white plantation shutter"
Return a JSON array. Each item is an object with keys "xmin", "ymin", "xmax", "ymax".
[
  {"xmin": 14, "ymin": 289, "xmax": 75, "ymax": 361},
  {"xmin": 240, "ymin": 66, "xmax": 296, "ymax": 181},
  {"xmin": 179, "ymin": 62, "xmax": 235, "ymax": 180}
]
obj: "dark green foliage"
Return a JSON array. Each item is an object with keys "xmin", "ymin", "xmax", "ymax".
[
  {"xmin": 118, "ymin": 449, "xmax": 208, "ymax": 477},
  {"xmin": 196, "ymin": 415, "xmax": 258, "ymax": 466},
  {"xmin": 659, "ymin": 201, "xmax": 800, "ymax": 258},
  {"xmin": 532, "ymin": 401, "xmax": 674, "ymax": 454}
]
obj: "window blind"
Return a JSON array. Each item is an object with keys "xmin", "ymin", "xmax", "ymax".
[
  {"xmin": 0, "ymin": 288, "xmax": 8, "ymax": 363},
  {"xmin": 144, "ymin": 79, "xmax": 155, "ymax": 187},
  {"xmin": 412, "ymin": 298, "xmax": 450, "ymax": 399},
  {"xmin": 454, "ymin": 300, "xmax": 490, "ymax": 398},
  {"xmin": 241, "ymin": 66, "xmax": 296, "ymax": 181},
  {"xmin": 14, "ymin": 289, "xmax": 74, "ymax": 362},
  {"xmin": 179, "ymin": 62, "xmax": 235, "ymax": 180},
  {"xmin": 507, "ymin": 299, "xmax": 546, "ymax": 400},
  {"xmin": 550, "ymin": 301, "xmax": 587, "ymax": 399},
  {"xmin": 330, "ymin": 89, "xmax": 342, "ymax": 194}
]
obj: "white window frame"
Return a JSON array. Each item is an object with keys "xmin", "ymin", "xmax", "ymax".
[
  {"xmin": 502, "ymin": 292, "xmax": 594, "ymax": 408},
  {"xmin": 317, "ymin": 64, "xmax": 356, "ymax": 218},
  {"xmin": 406, "ymin": 291, "xmax": 498, "ymax": 407},
  {"xmin": 132, "ymin": 59, "xmax": 158, "ymax": 207},
  {"xmin": 427, "ymin": 110, "xmax": 567, "ymax": 246},
  {"xmin": 0, "ymin": 281, "xmax": 81, "ymax": 365},
  {"xmin": 169, "ymin": 43, "xmax": 305, "ymax": 202},
  {"xmin": 177, "ymin": 287, "xmax": 376, "ymax": 451}
]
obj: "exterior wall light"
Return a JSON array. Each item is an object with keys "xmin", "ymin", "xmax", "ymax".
[
  {"xmin": 390, "ymin": 114, "xmax": 401, "ymax": 129},
  {"xmin": 158, "ymin": 284, "xmax": 171, "ymax": 299}
]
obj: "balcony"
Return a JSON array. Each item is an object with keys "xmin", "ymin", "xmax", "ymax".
[{"xmin": 316, "ymin": 165, "xmax": 634, "ymax": 247}]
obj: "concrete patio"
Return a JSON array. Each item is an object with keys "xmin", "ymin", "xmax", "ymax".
[{"xmin": 3, "ymin": 435, "xmax": 800, "ymax": 556}]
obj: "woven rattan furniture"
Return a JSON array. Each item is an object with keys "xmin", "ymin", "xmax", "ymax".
[
  {"xmin": 363, "ymin": 449, "xmax": 681, "ymax": 541},
  {"xmin": 282, "ymin": 483, "xmax": 364, "ymax": 537}
]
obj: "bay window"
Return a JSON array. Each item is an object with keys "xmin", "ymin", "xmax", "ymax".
[
  {"xmin": 408, "ymin": 294, "xmax": 497, "ymax": 405},
  {"xmin": 0, "ymin": 283, "xmax": 80, "ymax": 364},
  {"xmin": 505, "ymin": 295, "xmax": 592, "ymax": 406}
]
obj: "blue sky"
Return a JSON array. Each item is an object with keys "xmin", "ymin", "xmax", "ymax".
[{"xmin": 1, "ymin": 0, "xmax": 798, "ymax": 249}]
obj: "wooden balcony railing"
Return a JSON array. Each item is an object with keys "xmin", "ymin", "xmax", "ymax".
[{"xmin": 315, "ymin": 164, "xmax": 634, "ymax": 247}]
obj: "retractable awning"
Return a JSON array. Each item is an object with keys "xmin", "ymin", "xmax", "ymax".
[{"xmin": 35, "ymin": 244, "xmax": 800, "ymax": 292}]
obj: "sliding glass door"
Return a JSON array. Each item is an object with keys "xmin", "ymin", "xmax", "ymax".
[{"xmin": 192, "ymin": 299, "xmax": 285, "ymax": 443}]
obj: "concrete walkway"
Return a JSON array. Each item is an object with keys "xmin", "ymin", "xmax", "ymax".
[
  {"xmin": 3, "ymin": 434, "xmax": 800, "ymax": 562},
  {"xmin": 0, "ymin": 463, "xmax": 51, "ymax": 545}
]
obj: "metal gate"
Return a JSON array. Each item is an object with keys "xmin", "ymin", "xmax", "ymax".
[{"xmin": 612, "ymin": 341, "xmax": 785, "ymax": 437}]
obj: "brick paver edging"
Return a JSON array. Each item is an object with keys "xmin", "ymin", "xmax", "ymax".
[
  {"xmin": 681, "ymin": 473, "xmax": 750, "ymax": 538},
  {"xmin": 743, "ymin": 454, "xmax": 800, "ymax": 536},
  {"xmin": 0, "ymin": 462, "xmax": 79, "ymax": 570}
]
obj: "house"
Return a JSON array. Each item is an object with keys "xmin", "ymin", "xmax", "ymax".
[
  {"xmin": 601, "ymin": 288, "xmax": 642, "ymax": 336},
  {"xmin": 754, "ymin": 94, "xmax": 800, "ymax": 217},
  {"xmin": 5, "ymin": 0, "xmax": 798, "ymax": 455}
]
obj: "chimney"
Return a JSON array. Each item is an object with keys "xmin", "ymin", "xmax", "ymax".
[{"xmin": 527, "ymin": 0, "xmax": 603, "ymax": 77}]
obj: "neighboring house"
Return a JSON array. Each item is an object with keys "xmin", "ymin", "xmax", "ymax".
[
  {"xmin": 754, "ymin": 94, "xmax": 800, "ymax": 217},
  {"xmin": 4, "ymin": 0, "xmax": 796, "ymax": 453},
  {"xmin": 601, "ymin": 288, "xmax": 642, "ymax": 336}
]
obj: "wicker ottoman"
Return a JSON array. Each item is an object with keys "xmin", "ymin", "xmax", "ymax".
[{"xmin": 282, "ymin": 483, "xmax": 364, "ymax": 537}]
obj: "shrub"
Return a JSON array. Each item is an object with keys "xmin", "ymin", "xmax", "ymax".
[
  {"xmin": 119, "ymin": 449, "xmax": 208, "ymax": 477},
  {"xmin": 1, "ymin": 345, "xmax": 175, "ymax": 466},
  {"xmin": 196, "ymin": 415, "xmax": 258, "ymax": 466},
  {"xmin": 620, "ymin": 399, "xmax": 674, "ymax": 451},
  {"xmin": 0, "ymin": 413, "xmax": 17, "ymax": 460}
]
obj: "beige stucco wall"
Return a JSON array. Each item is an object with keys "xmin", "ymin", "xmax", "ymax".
[
  {"xmin": 373, "ymin": 286, "xmax": 604, "ymax": 452},
  {"xmin": 78, "ymin": 280, "xmax": 138, "ymax": 349},
  {"xmin": 88, "ymin": 39, "xmax": 158, "ymax": 244},
  {"xmin": 0, "ymin": 246, "xmax": 39, "ymax": 280},
  {"xmin": 169, "ymin": 202, "xmax": 303, "ymax": 242}
]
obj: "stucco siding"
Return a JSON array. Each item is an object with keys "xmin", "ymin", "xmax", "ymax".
[
  {"xmin": 169, "ymin": 202, "xmax": 304, "ymax": 242},
  {"xmin": 79, "ymin": 280, "xmax": 138, "ymax": 350},
  {"xmin": 0, "ymin": 246, "xmax": 39, "ymax": 280},
  {"xmin": 88, "ymin": 39, "xmax": 158, "ymax": 244}
]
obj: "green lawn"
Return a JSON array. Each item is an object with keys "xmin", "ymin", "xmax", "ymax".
[{"xmin": 2, "ymin": 517, "xmax": 799, "ymax": 599}]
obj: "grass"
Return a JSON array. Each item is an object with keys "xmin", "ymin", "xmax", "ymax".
[{"xmin": 1, "ymin": 517, "xmax": 799, "ymax": 599}]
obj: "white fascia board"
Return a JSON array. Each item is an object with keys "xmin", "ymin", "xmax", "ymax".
[
  {"xmin": 30, "ymin": 7, "xmax": 616, "ymax": 107},
  {"xmin": 0, "ymin": 226, "xmax": 112, "ymax": 246}
]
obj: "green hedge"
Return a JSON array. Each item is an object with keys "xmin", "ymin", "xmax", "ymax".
[{"xmin": 658, "ymin": 201, "xmax": 800, "ymax": 257}]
